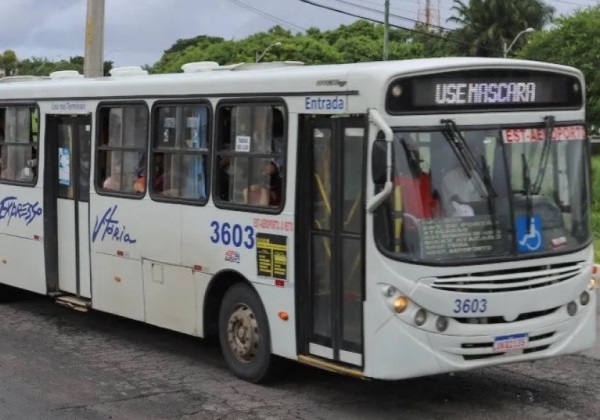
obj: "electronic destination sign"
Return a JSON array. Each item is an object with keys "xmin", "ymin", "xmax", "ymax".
[{"xmin": 385, "ymin": 69, "xmax": 583, "ymax": 114}]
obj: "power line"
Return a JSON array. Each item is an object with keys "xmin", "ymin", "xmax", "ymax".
[
  {"xmin": 357, "ymin": 0, "xmax": 421, "ymax": 17},
  {"xmin": 298, "ymin": 0, "xmax": 507, "ymax": 55},
  {"xmin": 546, "ymin": 0, "xmax": 598, "ymax": 8},
  {"xmin": 227, "ymin": 0, "xmax": 307, "ymax": 33},
  {"xmin": 332, "ymin": 0, "xmax": 452, "ymax": 32}
]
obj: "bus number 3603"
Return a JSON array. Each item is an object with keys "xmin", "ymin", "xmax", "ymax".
[
  {"xmin": 210, "ymin": 221, "xmax": 255, "ymax": 249},
  {"xmin": 453, "ymin": 298, "xmax": 488, "ymax": 314}
]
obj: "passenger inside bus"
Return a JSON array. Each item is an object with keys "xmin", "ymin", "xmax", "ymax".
[
  {"xmin": 244, "ymin": 159, "xmax": 282, "ymax": 206},
  {"xmin": 394, "ymin": 135, "xmax": 440, "ymax": 218},
  {"xmin": 17, "ymin": 148, "xmax": 37, "ymax": 182},
  {"xmin": 132, "ymin": 150, "xmax": 147, "ymax": 193},
  {"xmin": 151, "ymin": 154, "xmax": 165, "ymax": 193},
  {"xmin": 391, "ymin": 134, "xmax": 440, "ymax": 253},
  {"xmin": 216, "ymin": 105, "xmax": 284, "ymax": 207},
  {"xmin": 102, "ymin": 163, "xmax": 122, "ymax": 190},
  {"xmin": 438, "ymin": 133, "xmax": 487, "ymax": 217}
]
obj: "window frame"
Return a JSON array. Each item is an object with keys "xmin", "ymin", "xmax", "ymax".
[
  {"xmin": 213, "ymin": 98, "xmax": 287, "ymax": 214},
  {"xmin": 94, "ymin": 100, "xmax": 150, "ymax": 199},
  {"xmin": 149, "ymin": 99, "xmax": 212, "ymax": 206},
  {"xmin": 0, "ymin": 103, "xmax": 40, "ymax": 187}
]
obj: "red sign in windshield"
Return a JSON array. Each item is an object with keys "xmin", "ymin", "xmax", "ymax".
[{"xmin": 502, "ymin": 125, "xmax": 586, "ymax": 143}]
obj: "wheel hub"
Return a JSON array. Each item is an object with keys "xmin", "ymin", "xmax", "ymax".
[{"xmin": 227, "ymin": 304, "xmax": 260, "ymax": 363}]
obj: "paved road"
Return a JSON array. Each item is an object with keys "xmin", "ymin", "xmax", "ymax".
[{"xmin": 0, "ymin": 287, "xmax": 598, "ymax": 420}]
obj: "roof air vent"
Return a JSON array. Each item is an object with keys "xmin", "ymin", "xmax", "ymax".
[
  {"xmin": 109, "ymin": 66, "xmax": 148, "ymax": 77},
  {"xmin": 0, "ymin": 75, "xmax": 49, "ymax": 83},
  {"xmin": 181, "ymin": 61, "xmax": 220, "ymax": 73},
  {"xmin": 49, "ymin": 70, "xmax": 84, "ymax": 80}
]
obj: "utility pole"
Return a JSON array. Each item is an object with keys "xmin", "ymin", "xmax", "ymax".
[
  {"xmin": 83, "ymin": 0, "xmax": 105, "ymax": 78},
  {"xmin": 383, "ymin": 0, "xmax": 390, "ymax": 60}
]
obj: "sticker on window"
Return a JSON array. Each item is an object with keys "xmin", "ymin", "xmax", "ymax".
[
  {"xmin": 235, "ymin": 135, "xmax": 251, "ymax": 152},
  {"xmin": 58, "ymin": 147, "xmax": 70, "ymax": 186},
  {"xmin": 516, "ymin": 215, "xmax": 543, "ymax": 253}
]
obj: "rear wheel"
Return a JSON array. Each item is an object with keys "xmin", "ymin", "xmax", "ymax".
[{"xmin": 218, "ymin": 283, "xmax": 276, "ymax": 383}]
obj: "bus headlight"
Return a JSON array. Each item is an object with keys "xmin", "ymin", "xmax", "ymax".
[
  {"xmin": 567, "ymin": 301, "xmax": 578, "ymax": 316},
  {"xmin": 436, "ymin": 316, "xmax": 448, "ymax": 332},
  {"xmin": 580, "ymin": 291, "xmax": 590, "ymax": 306},
  {"xmin": 393, "ymin": 296, "xmax": 409, "ymax": 313},
  {"xmin": 414, "ymin": 309, "xmax": 427, "ymax": 326},
  {"xmin": 384, "ymin": 285, "xmax": 397, "ymax": 297}
]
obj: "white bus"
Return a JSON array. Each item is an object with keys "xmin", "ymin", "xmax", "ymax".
[{"xmin": 0, "ymin": 57, "xmax": 596, "ymax": 383}]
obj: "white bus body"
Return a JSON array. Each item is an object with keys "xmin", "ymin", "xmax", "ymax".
[{"xmin": 0, "ymin": 57, "xmax": 595, "ymax": 383}]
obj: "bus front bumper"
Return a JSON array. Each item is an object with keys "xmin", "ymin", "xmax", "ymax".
[{"xmin": 365, "ymin": 289, "xmax": 596, "ymax": 380}]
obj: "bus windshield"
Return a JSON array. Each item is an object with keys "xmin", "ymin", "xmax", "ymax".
[{"xmin": 374, "ymin": 123, "xmax": 590, "ymax": 263}]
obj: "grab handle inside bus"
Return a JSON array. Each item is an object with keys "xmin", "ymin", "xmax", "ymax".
[{"xmin": 367, "ymin": 108, "xmax": 393, "ymax": 213}]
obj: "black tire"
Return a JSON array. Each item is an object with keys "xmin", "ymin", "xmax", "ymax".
[{"xmin": 218, "ymin": 282, "xmax": 277, "ymax": 383}]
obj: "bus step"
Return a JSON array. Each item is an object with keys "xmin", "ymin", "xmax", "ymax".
[
  {"xmin": 55, "ymin": 295, "xmax": 91, "ymax": 313},
  {"xmin": 297, "ymin": 354, "xmax": 365, "ymax": 379}
]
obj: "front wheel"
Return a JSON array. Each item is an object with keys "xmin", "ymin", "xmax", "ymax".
[{"xmin": 218, "ymin": 283, "xmax": 277, "ymax": 383}]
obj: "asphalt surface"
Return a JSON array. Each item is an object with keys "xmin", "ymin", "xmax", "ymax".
[{"xmin": 0, "ymin": 286, "xmax": 598, "ymax": 420}]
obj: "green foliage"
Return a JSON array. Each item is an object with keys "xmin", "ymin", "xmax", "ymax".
[
  {"xmin": 15, "ymin": 55, "xmax": 114, "ymax": 76},
  {"xmin": 152, "ymin": 35, "xmax": 230, "ymax": 73},
  {"xmin": 149, "ymin": 20, "xmax": 452, "ymax": 73},
  {"xmin": 0, "ymin": 49, "xmax": 18, "ymax": 76},
  {"xmin": 410, "ymin": 26, "xmax": 458, "ymax": 57},
  {"xmin": 590, "ymin": 156, "xmax": 600, "ymax": 260},
  {"xmin": 519, "ymin": 6, "xmax": 600, "ymax": 127},
  {"xmin": 448, "ymin": 0, "xmax": 554, "ymax": 56}
]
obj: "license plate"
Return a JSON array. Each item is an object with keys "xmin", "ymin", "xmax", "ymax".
[{"xmin": 493, "ymin": 333, "xmax": 529, "ymax": 352}]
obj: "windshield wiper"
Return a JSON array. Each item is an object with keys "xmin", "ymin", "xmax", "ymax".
[
  {"xmin": 531, "ymin": 115, "xmax": 555, "ymax": 195},
  {"xmin": 440, "ymin": 118, "xmax": 489, "ymax": 198},
  {"xmin": 480, "ymin": 154, "xmax": 498, "ymax": 235},
  {"xmin": 521, "ymin": 152, "xmax": 534, "ymax": 234}
]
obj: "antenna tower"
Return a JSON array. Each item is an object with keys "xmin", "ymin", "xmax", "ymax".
[{"xmin": 417, "ymin": 0, "xmax": 441, "ymax": 30}]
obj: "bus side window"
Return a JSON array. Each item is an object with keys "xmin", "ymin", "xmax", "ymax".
[
  {"xmin": 150, "ymin": 104, "xmax": 209, "ymax": 202},
  {"xmin": 96, "ymin": 104, "xmax": 148, "ymax": 195},
  {"xmin": 0, "ymin": 106, "xmax": 38, "ymax": 185},
  {"xmin": 215, "ymin": 103, "xmax": 285, "ymax": 209}
]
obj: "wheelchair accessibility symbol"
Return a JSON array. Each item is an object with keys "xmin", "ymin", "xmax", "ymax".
[{"xmin": 516, "ymin": 215, "xmax": 544, "ymax": 253}]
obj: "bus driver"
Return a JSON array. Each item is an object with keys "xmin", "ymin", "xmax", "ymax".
[{"xmin": 438, "ymin": 135, "xmax": 487, "ymax": 218}]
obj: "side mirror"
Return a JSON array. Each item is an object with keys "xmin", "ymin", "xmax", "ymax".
[{"xmin": 372, "ymin": 138, "xmax": 389, "ymax": 185}]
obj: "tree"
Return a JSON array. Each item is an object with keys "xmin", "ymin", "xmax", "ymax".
[
  {"xmin": 148, "ymin": 20, "xmax": 444, "ymax": 72},
  {"xmin": 411, "ymin": 25, "xmax": 459, "ymax": 57},
  {"xmin": 16, "ymin": 55, "xmax": 113, "ymax": 76},
  {"xmin": 519, "ymin": 6, "xmax": 600, "ymax": 126},
  {"xmin": 0, "ymin": 50, "xmax": 18, "ymax": 76},
  {"xmin": 448, "ymin": 0, "xmax": 554, "ymax": 56},
  {"xmin": 163, "ymin": 35, "xmax": 225, "ymax": 56},
  {"xmin": 152, "ymin": 35, "xmax": 230, "ymax": 73}
]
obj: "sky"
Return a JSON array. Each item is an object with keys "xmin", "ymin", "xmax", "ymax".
[{"xmin": 0, "ymin": 0, "xmax": 597, "ymax": 68}]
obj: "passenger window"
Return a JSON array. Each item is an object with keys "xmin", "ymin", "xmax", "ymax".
[
  {"xmin": 215, "ymin": 104, "xmax": 285, "ymax": 209},
  {"xmin": 96, "ymin": 104, "xmax": 148, "ymax": 195},
  {"xmin": 151, "ymin": 104, "xmax": 209, "ymax": 202},
  {"xmin": 0, "ymin": 106, "xmax": 39, "ymax": 185}
]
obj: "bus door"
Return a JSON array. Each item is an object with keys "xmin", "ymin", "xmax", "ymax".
[
  {"xmin": 44, "ymin": 114, "xmax": 92, "ymax": 299},
  {"xmin": 296, "ymin": 115, "xmax": 366, "ymax": 368}
]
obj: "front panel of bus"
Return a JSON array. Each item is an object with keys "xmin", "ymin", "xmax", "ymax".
[{"xmin": 364, "ymin": 66, "xmax": 596, "ymax": 379}]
